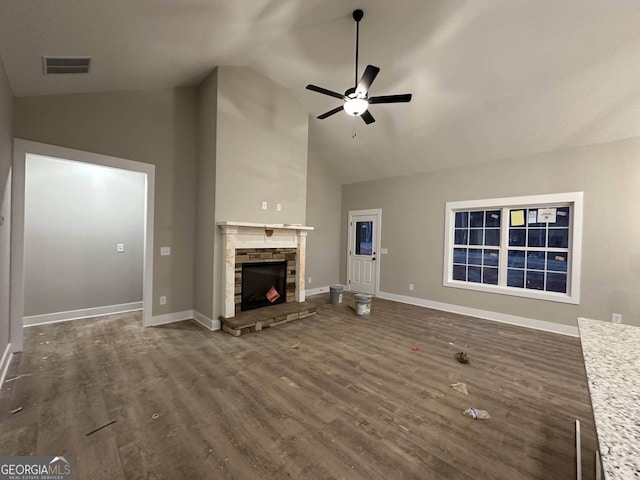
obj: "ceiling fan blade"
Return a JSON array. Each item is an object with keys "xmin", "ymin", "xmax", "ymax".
[
  {"xmin": 355, "ymin": 65, "xmax": 380, "ymax": 96},
  {"xmin": 306, "ymin": 84, "xmax": 345, "ymax": 100},
  {"xmin": 361, "ymin": 110, "xmax": 375, "ymax": 124},
  {"xmin": 317, "ymin": 105, "xmax": 344, "ymax": 119},
  {"xmin": 369, "ymin": 93, "xmax": 412, "ymax": 104}
]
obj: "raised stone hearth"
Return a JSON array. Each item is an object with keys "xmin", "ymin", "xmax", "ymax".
[
  {"xmin": 221, "ymin": 301, "xmax": 316, "ymax": 337},
  {"xmin": 218, "ymin": 222, "xmax": 313, "ymax": 335}
]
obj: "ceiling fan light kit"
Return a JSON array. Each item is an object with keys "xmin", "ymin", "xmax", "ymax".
[
  {"xmin": 306, "ymin": 8, "xmax": 412, "ymax": 125},
  {"xmin": 344, "ymin": 97, "xmax": 368, "ymax": 116}
]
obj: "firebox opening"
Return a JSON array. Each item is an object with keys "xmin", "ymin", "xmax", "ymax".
[{"xmin": 241, "ymin": 261, "xmax": 287, "ymax": 312}]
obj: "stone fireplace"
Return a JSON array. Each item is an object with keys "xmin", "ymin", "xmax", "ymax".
[{"xmin": 219, "ymin": 222, "xmax": 313, "ymax": 319}]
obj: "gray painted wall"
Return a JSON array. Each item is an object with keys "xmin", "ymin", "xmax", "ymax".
[
  {"xmin": 214, "ymin": 66, "xmax": 308, "ymax": 224},
  {"xmin": 194, "ymin": 68, "xmax": 218, "ymax": 319},
  {"xmin": 14, "ymin": 87, "xmax": 198, "ymax": 315},
  {"xmin": 0, "ymin": 54, "xmax": 13, "ymax": 357},
  {"xmin": 211, "ymin": 66, "xmax": 309, "ymax": 318},
  {"xmin": 24, "ymin": 155, "xmax": 145, "ymax": 316},
  {"xmin": 342, "ymin": 136, "xmax": 640, "ymax": 328},
  {"xmin": 305, "ymin": 126, "xmax": 342, "ymax": 289}
]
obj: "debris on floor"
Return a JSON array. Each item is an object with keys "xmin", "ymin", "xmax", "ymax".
[
  {"xmin": 291, "ymin": 342, "xmax": 301, "ymax": 349},
  {"xmin": 399, "ymin": 425, "xmax": 410, "ymax": 432},
  {"xmin": 450, "ymin": 382, "xmax": 469, "ymax": 396},
  {"xmin": 463, "ymin": 408, "xmax": 490, "ymax": 420},
  {"xmin": 448, "ymin": 342, "xmax": 455, "ymax": 346},
  {"xmin": 86, "ymin": 419, "xmax": 117, "ymax": 436},
  {"xmin": 4, "ymin": 374, "xmax": 32, "ymax": 383},
  {"xmin": 152, "ymin": 413, "xmax": 160, "ymax": 419},
  {"xmin": 10, "ymin": 406, "xmax": 23, "ymax": 415},
  {"xmin": 280, "ymin": 376, "xmax": 300, "ymax": 389},
  {"xmin": 455, "ymin": 351, "xmax": 470, "ymax": 364},
  {"xmin": 411, "ymin": 346, "xmax": 420, "ymax": 352}
]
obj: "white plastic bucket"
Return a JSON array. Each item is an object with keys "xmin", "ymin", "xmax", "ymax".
[{"xmin": 355, "ymin": 294, "xmax": 372, "ymax": 316}]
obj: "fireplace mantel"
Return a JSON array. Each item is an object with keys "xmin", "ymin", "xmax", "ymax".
[
  {"xmin": 218, "ymin": 221, "xmax": 313, "ymax": 232},
  {"xmin": 218, "ymin": 221, "xmax": 313, "ymax": 319}
]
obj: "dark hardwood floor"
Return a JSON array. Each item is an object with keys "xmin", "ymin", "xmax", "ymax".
[{"xmin": 0, "ymin": 294, "xmax": 597, "ymax": 479}]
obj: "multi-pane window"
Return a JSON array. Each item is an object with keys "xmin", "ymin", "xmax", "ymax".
[
  {"xmin": 452, "ymin": 210, "xmax": 500, "ymax": 285},
  {"xmin": 444, "ymin": 193, "xmax": 583, "ymax": 304},
  {"xmin": 506, "ymin": 206, "xmax": 570, "ymax": 293}
]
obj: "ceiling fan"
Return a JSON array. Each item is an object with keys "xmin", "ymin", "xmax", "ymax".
[{"xmin": 306, "ymin": 9, "xmax": 412, "ymax": 125}]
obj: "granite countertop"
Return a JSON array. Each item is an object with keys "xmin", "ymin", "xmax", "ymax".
[{"xmin": 577, "ymin": 318, "xmax": 640, "ymax": 479}]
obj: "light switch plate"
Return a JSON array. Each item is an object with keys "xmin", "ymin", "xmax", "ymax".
[
  {"xmin": 117, "ymin": 243, "xmax": 125, "ymax": 253},
  {"xmin": 262, "ymin": 201, "xmax": 268, "ymax": 210},
  {"xmin": 381, "ymin": 247, "xmax": 389, "ymax": 254},
  {"xmin": 159, "ymin": 296, "xmax": 167, "ymax": 305},
  {"xmin": 160, "ymin": 247, "xmax": 171, "ymax": 256}
]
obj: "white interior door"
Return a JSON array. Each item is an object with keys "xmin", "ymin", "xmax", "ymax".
[{"xmin": 348, "ymin": 211, "xmax": 380, "ymax": 295}]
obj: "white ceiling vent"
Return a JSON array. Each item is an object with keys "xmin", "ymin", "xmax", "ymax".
[{"xmin": 42, "ymin": 57, "xmax": 91, "ymax": 75}]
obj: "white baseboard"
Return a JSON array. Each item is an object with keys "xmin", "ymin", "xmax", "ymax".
[
  {"xmin": 24, "ymin": 302, "xmax": 143, "ymax": 327},
  {"xmin": 377, "ymin": 291, "xmax": 578, "ymax": 337},
  {"xmin": 192, "ymin": 310, "xmax": 221, "ymax": 331},
  {"xmin": 305, "ymin": 286, "xmax": 332, "ymax": 296},
  {"xmin": 0, "ymin": 343, "xmax": 12, "ymax": 387}
]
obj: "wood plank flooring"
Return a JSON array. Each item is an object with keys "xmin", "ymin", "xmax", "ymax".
[{"xmin": 0, "ymin": 294, "xmax": 597, "ymax": 479}]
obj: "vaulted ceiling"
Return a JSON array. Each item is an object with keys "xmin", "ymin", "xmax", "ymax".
[{"xmin": 2, "ymin": 0, "xmax": 640, "ymax": 183}]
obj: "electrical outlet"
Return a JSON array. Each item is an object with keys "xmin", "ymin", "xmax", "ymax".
[
  {"xmin": 159, "ymin": 296, "xmax": 167, "ymax": 305},
  {"xmin": 160, "ymin": 247, "xmax": 170, "ymax": 256},
  {"xmin": 308, "ymin": 276, "xmax": 312, "ymax": 284},
  {"xmin": 116, "ymin": 243, "xmax": 125, "ymax": 253},
  {"xmin": 612, "ymin": 313, "xmax": 622, "ymax": 324},
  {"xmin": 277, "ymin": 203, "xmax": 282, "ymax": 211},
  {"xmin": 262, "ymin": 201, "xmax": 268, "ymax": 210},
  {"xmin": 409, "ymin": 284, "xmax": 414, "ymax": 291}
]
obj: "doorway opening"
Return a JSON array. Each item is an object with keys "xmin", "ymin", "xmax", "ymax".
[{"xmin": 11, "ymin": 139, "xmax": 155, "ymax": 352}]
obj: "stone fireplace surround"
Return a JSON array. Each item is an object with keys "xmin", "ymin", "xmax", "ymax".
[{"xmin": 219, "ymin": 222, "xmax": 313, "ymax": 319}]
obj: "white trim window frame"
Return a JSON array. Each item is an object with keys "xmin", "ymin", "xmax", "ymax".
[{"xmin": 443, "ymin": 192, "xmax": 583, "ymax": 304}]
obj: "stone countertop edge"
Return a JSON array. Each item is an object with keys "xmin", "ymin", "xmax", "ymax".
[{"xmin": 577, "ymin": 317, "xmax": 640, "ymax": 480}]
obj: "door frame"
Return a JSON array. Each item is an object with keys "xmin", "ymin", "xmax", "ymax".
[
  {"xmin": 346, "ymin": 208, "xmax": 382, "ymax": 296},
  {"xmin": 10, "ymin": 139, "xmax": 155, "ymax": 352}
]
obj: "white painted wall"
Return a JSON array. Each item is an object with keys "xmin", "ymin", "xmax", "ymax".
[{"xmin": 24, "ymin": 155, "xmax": 145, "ymax": 317}]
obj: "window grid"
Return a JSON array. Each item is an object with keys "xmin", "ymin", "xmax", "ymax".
[
  {"xmin": 505, "ymin": 206, "xmax": 571, "ymax": 294},
  {"xmin": 451, "ymin": 204, "xmax": 572, "ymax": 295},
  {"xmin": 452, "ymin": 210, "xmax": 501, "ymax": 285}
]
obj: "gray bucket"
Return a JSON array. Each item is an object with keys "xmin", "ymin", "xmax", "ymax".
[
  {"xmin": 330, "ymin": 285, "xmax": 344, "ymax": 304},
  {"xmin": 355, "ymin": 294, "xmax": 372, "ymax": 316}
]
